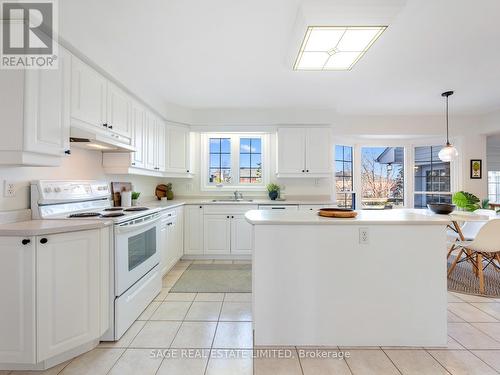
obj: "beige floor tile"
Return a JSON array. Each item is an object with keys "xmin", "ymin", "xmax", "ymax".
[
  {"xmin": 471, "ymin": 322, "xmax": 500, "ymax": 342},
  {"xmin": 220, "ymin": 302, "xmax": 252, "ymax": 321},
  {"xmin": 345, "ymin": 349, "xmax": 400, "ymax": 375},
  {"xmin": 175, "ymin": 260, "xmax": 192, "ymax": 266},
  {"xmin": 162, "ymin": 275, "xmax": 180, "ymax": 288},
  {"xmin": 60, "ymin": 348, "xmax": 124, "ymax": 375},
  {"xmin": 233, "ymin": 260, "xmax": 252, "ymax": 265},
  {"xmin": 137, "ymin": 301, "xmax": 161, "ymax": 320},
  {"xmin": 12, "ymin": 360, "xmax": 71, "ymax": 375},
  {"xmin": 471, "ymin": 303, "xmax": 500, "ymax": 320},
  {"xmin": 153, "ymin": 288, "xmax": 170, "ymax": 302},
  {"xmin": 165, "ymin": 292, "xmax": 196, "ymax": 302},
  {"xmin": 448, "ymin": 310, "xmax": 465, "ymax": 322},
  {"xmin": 449, "ymin": 293, "xmax": 499, "ymax": 303},
  {"xmin": 471, "ymin": 350, "xmax": 500, "ymax": 372},
  {"xmin": 448, "ymin": 323, "xmax": 500, "ymax": 349},
  {"xmin": 130, "ymin": 321, "xmax": 181, "ymax": 348},
  {"xmin": 206, "ymin": 349, "xmax": 253, "ymax": 375},
  {"xmin": 254, "ymin": 348, "xmax": 302, "ymax": 375},
  {"xmin": 213, "ymin": 322, "xmax": 253, "ymax": 349},
  {"xmin": 384, "ymin": 349, "xmax": 449, "ymax": 374},
  {"xmin": 424, "ymin": 336, "xmax": 465, "ymax": 350},
  {"xmin": 108, "ymin": 348, "xmax": 163, "ymax": 375},
  {"xmin": 224, "ymin": 293, "xmax": 252, "ymax": 302},
  {"xmin": 428, "ymin": 350, "xmax": 498, "ymax": 375},
  {"xmin": 195, "ymin": 293, "xmax": 225, "ymax": 302},
  {"xmin": 448, "ymin": 303, "xmax": 498, "ymax": 322},
  {"xmin": 448, "ymin": 292, "xmax": 466, "ymax": 302},
  {"xmin": 213, "ymin": 260, "xmax": 233, "ymax": 264},
  {"xmin": 157, "ymin": 350, "xmax": 209, "ymax": 375},
  {"xmin": 166, "ymin": 269, "xmax": 185, "ymax": 277},
  {"xmin": 171, "ymin": 322, "xmax": 217, "ymax": 348},
  {"xmin": 185, "ymin": 301, "xmax": 222, "ymax": 321},
  {"xmin": 150, "ymin": 301, "xmax": 191, "ymax": 320},
  {"xmin": 298, "ymin": 349, "xmax": 351, "ymax": 375},
  {"xmin": 99, "ymin": 320, "xmax": 146, "ymax": 348},
  {"xmin": 193, "ymin": 260, "xmax": 214, "ymax": 264}
]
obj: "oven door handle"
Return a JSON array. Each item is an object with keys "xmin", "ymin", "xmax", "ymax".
[{"xmin": 115, "ymin": 218, "xmax": 159, "ymax": 234}]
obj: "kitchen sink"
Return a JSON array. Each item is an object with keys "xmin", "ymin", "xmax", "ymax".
[{"xmin": 211, "ymin": 199, "xmax": 254, "ymax": 203}]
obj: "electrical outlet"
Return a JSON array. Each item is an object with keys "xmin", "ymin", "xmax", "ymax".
[
  {"xmin": 359, "ymin": 227, "xmax": 369, "ymax": 244},
  {"xmin": 4, "ymin": 181, "xmax": 15, "ymax": 197}
]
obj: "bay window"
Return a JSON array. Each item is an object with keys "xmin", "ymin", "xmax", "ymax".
[{"xmin": 335, "ymin": 145, "xmax": 354, "ymax": 208}]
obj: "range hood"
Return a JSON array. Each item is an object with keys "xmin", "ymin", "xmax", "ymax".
[{"xmin": 70, "ymin": 126, "xmax": 135, "ymax": 152}]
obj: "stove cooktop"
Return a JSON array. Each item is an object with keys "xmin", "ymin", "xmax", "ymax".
[{"xmin": 68, "ymin": 212, "xmax": 101, "ymax": 218}]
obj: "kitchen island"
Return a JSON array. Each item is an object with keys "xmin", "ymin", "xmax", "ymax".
[{"xmin": 245, "ymin": 209, "xmax": 450, "ymax": 347}]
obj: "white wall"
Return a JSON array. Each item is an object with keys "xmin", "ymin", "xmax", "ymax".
[{"xmin": 0, "ymin": 148, "xmax": 164, "ymax": 212}]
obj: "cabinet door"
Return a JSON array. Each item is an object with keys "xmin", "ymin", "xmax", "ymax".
[
  {"xmin": 184, "ymin": 205, "xmax": 204, "ymax": 255},
  {"xmin": 156, "ymin": 119, "xmax": 166, "ymax": 172},
  {"xmin": 175, "ymin": 207, "xmax": 184, "ymax": 259},
  {"xmin": 23, "ymin": 47, "xmax": 70, "ymax": 156},
  {"xmin": 165, "ymin": 222, "xmax": 177, "ymax": 271},
  {"xmin": 167, "ymin": 126, "xmax": 190, "ymax": 173},
  {"xmin": 70, "ymin": 57, "xmax": 107, "ymax": 129},
  {"xmin": 230, "ymin": 214, "xmax": 253, "ymax": 255},
  {"xmin": 130, "ymin": 102, "xmax": 145, "ymax": 168},
  {"xmin": 305, "ymin": 128, "xmax": 332, "ymax": 174},
  {"xmin": 37, "ymin": 230, "xmax": 100, "ymax": 361},
  {"xmin": 99, "ymin": 227, "xmax": 111, "ymax": 336},
  {"xmin": 107, "ymin": 83, "xmax": 131, "ymax": 138},
  {"xmin": 144, "ymin": 112, "xmax": 156, "ymax": 170},
  {"xmin": 204, "ymin": 215, "xmax": 231, "ymax": 255},
  {"xmin": 0, "ymin": 237, "xmax": 36, "ymax": 364},
  {"xmin": 277, "ymin": 128, "xmax": 306, "ymax": 174},
  {"xmin": 159, "ymin": 222, "xmax": 168, "ymax": 276}
]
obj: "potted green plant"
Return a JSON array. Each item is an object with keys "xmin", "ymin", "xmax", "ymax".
[
  {"xmin": 131, "ymin": 191, "xmax": 140, "ymax": 206},
  {"xmin": 166, "ymin": 183, "xmax": 174, "ymax": 200},
  {"xmin": 452, "ymin": 191, "xmax": 480, "ymax": 212},
  {"xmin": 266, "ymin": 183, "xmax": 280, "ymax": 200}
]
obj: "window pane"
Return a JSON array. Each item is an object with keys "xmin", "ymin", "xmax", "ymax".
[
  {"xmin": 336, "ymin": 193, "xmax": 353, "ymax": 209},
  {"xmin": 414, "ymin": 193, "xmax": 452, "ymax": 208},
  {"xmin": 252, "ymin": 154, "xmax": 262, "ymax": 168},
  {"xmin": 344, "ymin": 147, "xmax": 352, "ymax": 161},
  {"xmin": 209, "ymin": 154, "xmax": 220, "ymax": 168},
  {"xmin": 221, "ymin": 154, "xmax": 231, "ymax": 168},
  {"xmin": 209, "ymin": 138, "xmax": 220, "ymax": 153},
  {"xmin": 251, "ymin": 138, "xmax": 262, "ymax": 153},
  {"xmin": 335, "ymin": 145, "xmax": 354, "ymax": 196},
  {"xmin": 361, "ymin": 146, "xmax": 404, "ymax": 209},
  {"xmin": 240, "ymin": 138, "xmax": 251, "ymax": 153},
  {"xmin": 220, "ymin": 138, "xmax": 231, "ymax": 153},
  {"xmin": 335, "ymin": 145, "xmax": 344, "ymax": 161},
  {"xmin": 413, "ymin": 145, "xmax": 451, "ymax": 196},
  {"xmin": 239, "ymin": 137, "xmax": 262, "ymax": 184},
  {"xmin": 240, "ymin": 153, "xmax": 250, "ymax": 167},
  {"xmin": 343, "ymin": 162, "xmax": 352, "ymax": 177}
]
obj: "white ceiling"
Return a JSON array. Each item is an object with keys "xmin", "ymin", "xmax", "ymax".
[{"xmin": 60, "ymin": 0, "xmax": 500, "ymax": 115}]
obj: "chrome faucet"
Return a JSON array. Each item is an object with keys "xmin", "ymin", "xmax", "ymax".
[{"xmin": 233, "ymin": 190, "xmax": 243, "ymax": 200}]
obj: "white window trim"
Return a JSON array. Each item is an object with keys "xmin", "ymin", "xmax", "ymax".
[
  {"xmin": 333, "ymin": 137, "xmax": 460, "ymax": 209},
  {"xmin": 200, "ymin": 132, "xmax": 270, "ymax": 192}
]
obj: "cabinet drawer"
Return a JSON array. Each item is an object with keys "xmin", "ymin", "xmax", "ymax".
[{"xmin": 204, "ymin": 204, "xmax": 257, "ymax": 214}]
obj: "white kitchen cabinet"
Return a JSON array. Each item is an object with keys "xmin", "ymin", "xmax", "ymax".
[
  {"xmin": 166, "ymin": 125, "xmax": 191, "ymax": 175},
  {"xmin": 204, "ymin": 214, "xmax": 231, "ymax": 255},
  {"xmin": 71, "ymin": 57, "xmax": 107, "ymax": 131},
  {"xmin": 0, "ymin": 228, "xmax": 110, "ymax": 370},
  {"xmin": 0, "ymin": 47, "xmax": 70, "ymax": 166},
  {"xmin": 159, "ymin": 217, "xmax": 168, "ymax": 276},
  {"xmin": 107, "ymin": 82, "xmax": 131, "ymax": 138},
  {"xmin": 156, "ymin": 118, "xmax": 166, "ymax": 172},
  {"xmin": 184, "ymin": 205, "xmax": 204, "ymax": 255},
  {"xmin": 230, "ymin": 214, "xmax": 253, "ymax": 255},
  {"xmin": 0, "ymin": 236, "xmax": 36, "ymax": 364},
  {"xmin": 174, "ymin": 207, "xmax": 184, "ymax": 259},
  {"xmin": 276, "ymin": 127, "xmax": 332, "ymax": 177},
  {"xmin": 160, "ymin": 209, "xmax": 181, "ymax": 276},
  {"xmin": 144, "ymin": 112, "xmax": 157, "ymax": 170},
  {"xmin": 130, "ymin": 101, "xmax": 145, "ymax": 168}
]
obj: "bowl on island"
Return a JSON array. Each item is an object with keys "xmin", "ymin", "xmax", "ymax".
[{"xmin": 427, "ymin": 203, "xmax": 456, "ymax": 214}]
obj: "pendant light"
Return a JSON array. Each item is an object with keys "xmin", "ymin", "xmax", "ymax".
[{"xmin": 438, "ymin": 90, "xmax": 458, "ymax": 162}]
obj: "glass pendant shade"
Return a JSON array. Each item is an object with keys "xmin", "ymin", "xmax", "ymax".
[{"xmin": 438, "ymin": 143, "xmax": 458, "ymax": 162}]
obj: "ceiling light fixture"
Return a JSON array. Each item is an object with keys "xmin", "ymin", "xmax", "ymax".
[
  {"xmin": 293, "ymin": 26, "xmax": 387, "ymax": 71},
  {"xmin": 438, "ymin": 91, "xmax": 459, "ymax": 162}
]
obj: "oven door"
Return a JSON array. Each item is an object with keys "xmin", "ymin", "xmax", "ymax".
[{"xmin": 114, "ymin": 213, "xmax": 160, "ymax": 296}]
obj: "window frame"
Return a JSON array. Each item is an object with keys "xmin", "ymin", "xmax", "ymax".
[
  {"xmin": 334, "ymin": 145, "xmax": 354, "ymax": 208},
  {"xmin": 200, "ymin": 132, "xmax": 270, "ymax": 191}
]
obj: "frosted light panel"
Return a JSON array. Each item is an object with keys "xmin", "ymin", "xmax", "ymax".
[{"xmin": 294, "ymin": 26, "xmax": 387, "ymax": 71}]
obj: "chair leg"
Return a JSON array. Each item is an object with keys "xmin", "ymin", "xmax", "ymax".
[
  {"xmin": 447, "ymin": 243, "xmax": 456, "ymax": 259},
  {"xmin": 448, "ymin": 249, "xmax": 464, "ymax": 277},
  {"xmin": 477, "ymin": 253, "xmax": 485, "ymax": 294}
]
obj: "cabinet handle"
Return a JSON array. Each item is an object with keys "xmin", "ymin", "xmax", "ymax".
[
  {"xmin": 199, "ymin": 206, "xmax": 202, "ymax": 209},
  {"xmin": 227, "ymin": 216, "xmax": 229, "ymax": 219},
  {"xmin": 186, "ymin": 170, "xmax": 189, "ymax": 173},
  {"xmin": 306, "ymin": 169, "xmax": 309, "ymax": 172},
  {"xmin": 131, "ymin": 162, "xmax": 136, "ymax": 166},
  {"xmin": 103, "ymin": 123, "xmax": 108, "ymax": 128},
  {"xmin": 21, "ymin": 239, "xmax": 30, "ymax": 245},
  {"xmin": 64, "ymin": 150, "xmax": 71, "ymax": 155},
  {"xmin": 231, "ymin": 216, "xmax": 234, "ymax": 218},
  {"xmin": 40, "ymin": 238, "xmax": 48, "ymax": 244},
  {"xmin": 302, "ymin": 169, "xmax": 305, "ymax": 172},
  {"xmin": 108, "ymin": 125, "xmax": 113, "ymax": 129}
]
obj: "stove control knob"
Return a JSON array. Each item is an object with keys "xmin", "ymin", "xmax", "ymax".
[
  {"xmin": 54, "ymin": 187, "xmax": 61, "ymax": 192},
  {"xmin": 44, "ymin": 187, "xmax": 52, "ymax": 193}
]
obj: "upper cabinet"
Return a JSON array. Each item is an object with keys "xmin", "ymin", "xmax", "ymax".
[
  {"xmin": 107, "ymin": 83, "xmax": 131, "ymax": 138},
  {"xmin": 276, "ymin": 127, "xmax": 332, "ymax": 177},
  {"xmin": 166, "ymin": 125, "xmax": 191, "ymax": 175},
  {"xmin": 0, "ymin": 46, "xmax": 71, "ymax": 166}
]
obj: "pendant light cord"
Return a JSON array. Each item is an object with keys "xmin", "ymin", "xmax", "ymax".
[{"xmin": 445, "ymin": 94, "xmax": 450, "ymax": 145}]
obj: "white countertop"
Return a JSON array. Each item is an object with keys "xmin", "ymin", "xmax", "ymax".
[
  {"xmin": 0, "ymin": 219, "xmax": 113, "ymax": 236},
  {"xmin": 245, "ymin": 208, "xmax": 452, "ymax": 225},
  {"xmin": 144, "ymin": 197, "xmax": 335, "ymax": 207}
]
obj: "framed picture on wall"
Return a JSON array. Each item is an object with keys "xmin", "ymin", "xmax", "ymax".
[{"xmin": 470, "ymin": 159, "xmax": 482, "ymax": 179}]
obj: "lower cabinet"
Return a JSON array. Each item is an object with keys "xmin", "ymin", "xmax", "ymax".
[
  {"xmin": 204, "ymin": 215, "xmax": 231, "ymax": 255},
  {"xmin": 0, "ymin": 228, "xmax": 110, "ymax": 368},
  {"xmin": 160, "ymin": 207, "xmax": 184, "ymax": 276},
  {"xmin": 184, "ymin": 205, "xmax": 204, "ymax": 255},
  {"xmin": 230, "ymin": 214, "xmax": 254, "ymax": 254}
]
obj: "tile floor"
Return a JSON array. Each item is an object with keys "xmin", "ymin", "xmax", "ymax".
[{"xmin": 6, "ymin": 260, "xmax": 500, "ymax": 375}]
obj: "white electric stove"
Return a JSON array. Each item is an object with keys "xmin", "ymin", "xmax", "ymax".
[{"xmin": 31, "ymin": 180, "xmax": 162, "ymax": 341}]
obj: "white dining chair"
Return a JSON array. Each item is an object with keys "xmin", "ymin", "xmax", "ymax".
[{"xmin": 448, "ymin": 219, "xmax": 500, "ymax": 293}]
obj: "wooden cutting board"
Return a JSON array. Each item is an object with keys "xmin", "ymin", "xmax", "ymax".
[
  {"xmin": 111, "ymin": 182, "xmax": 132, "ymax": 207},
  {"xmin": 318, "ymin": 208, "xmax": 357, "ymax": 218},
  {"xmin": 155, "ymin": 184, "xmax": 169, "ymax": 200}
]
